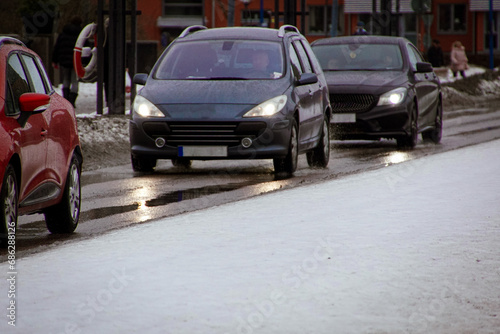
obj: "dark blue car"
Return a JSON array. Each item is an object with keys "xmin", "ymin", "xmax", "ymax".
[
  {"xmin": 312, "ymin": 35, "xmax": 442, "ymax": 148},
  {"xmin": 130, "ymin": 25, "xmax": 331, "ymax": 174}
]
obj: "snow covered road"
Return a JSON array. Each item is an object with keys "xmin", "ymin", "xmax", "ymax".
[{"xmin": 1, "ymin": 139, "xmax": 500, "ymax": 333}]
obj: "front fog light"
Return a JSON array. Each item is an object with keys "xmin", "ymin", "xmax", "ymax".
[
  {"xmin": 241, "ymin": 137, "xmax": 253, "ymax": 148},
  {"xmin": 155, "ymin": 137, "xmax": 166, "ymax": 148}
]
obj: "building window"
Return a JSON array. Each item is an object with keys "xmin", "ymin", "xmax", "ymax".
[
  {"xmin": 438, "ymin": 4, "xmax": 467, "ymax": 33},
  {"xmin": 241, "ymin": 10, "xmax": 271, "ymax": 27},
  {"xmin": 403, "ymin": 13, "xmax": 417, "ymax": 45},
  {"xmin": 163, "ymin": 0, "xmax": 202, "ymax": 17},
  {"xmin": 308, "ymin": 5, "xmax": 344, "ymax": 36}
]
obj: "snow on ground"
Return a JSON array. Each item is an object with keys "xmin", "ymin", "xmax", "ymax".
[
  {"xmin": 1, "ymin": 138, "xmax": 499, "ymax": 333},
  {"xmin": 436, "ymin": 64, "xmax": 487, "ymax": 83}
]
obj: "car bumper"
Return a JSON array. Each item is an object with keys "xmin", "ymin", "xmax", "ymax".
[
  {"xmin": 330, "ymin": 104, "xmax": 410, "ymax": 140},
  {"xmin": 129, "ymin": 119, "xmax": 291, "ymax": 160}
]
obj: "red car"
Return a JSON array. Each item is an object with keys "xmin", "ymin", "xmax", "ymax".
[{"xmin": 0, "ymin": 37, "xmax": 82, "ymax": 247}]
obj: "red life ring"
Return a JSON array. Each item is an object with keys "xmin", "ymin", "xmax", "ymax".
[{"xmin": 73, "ymin": 23, "xmax": 98, "ymax": 81}]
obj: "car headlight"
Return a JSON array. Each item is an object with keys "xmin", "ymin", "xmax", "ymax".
[
  {"xmin": 377, "ymin": 87, "xmax": 407, "ymax": 106},
  {"xmin": 243, "ymin": 95, "xmax": 287, "ymax": 117},
  {"xmin": 133, "ymin": 95, "xmax": 164, "ymax": 117}
]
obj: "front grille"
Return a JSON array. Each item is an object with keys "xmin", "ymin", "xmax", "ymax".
[
  {"xmin": 144, "ymin": 121, "xmax": 267, "ymax": 146},
  {"xmin": 330, "ymin": 94, "xmax": 376, "ymax": 113}
]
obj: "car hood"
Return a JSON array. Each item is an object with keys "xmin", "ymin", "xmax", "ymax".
[
  {"xmin": 142, "ymin": 79, "xmax": 291, "ymax": 105},
  {"xmin": 324, "ymin": 70, "xmax": 407, "ymax": 91}
]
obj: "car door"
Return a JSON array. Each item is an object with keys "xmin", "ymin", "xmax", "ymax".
[
  {"xmin": 406, "ymin": 43, "xmax": 440, "ymax": 128},
  {"xmin": 21, "ymin": 53, "xmax": 67, "ymax": 187},
  {"xmin": 291, "ymin": 39, "xmax": 321, "ymax": 149},
  {"xmin": 6, "ymin": 53, "xmax": 48, "ymax": 203},
  {"xmin": 301, "ymin": 39, "xmax": 328, "ymax": 140}
]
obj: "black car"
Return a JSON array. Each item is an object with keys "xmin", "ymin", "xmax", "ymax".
[
  {"xmin": 311, "ymin": 36, "xmax": 442, "ymax": 148},
  {"xmin": 130, "ymin": 25, "xmax": 331, "ymax": 174}
]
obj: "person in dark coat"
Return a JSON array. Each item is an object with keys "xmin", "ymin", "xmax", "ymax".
[
  {"xmin": 353, "ymin": 21, "xmax": 368, "ymax": 35},
  {"xmin": 427, "ymin": 39, "xmax": 444, "ymax": 68},
  {"xmin": 52, "ymin": 16, "xmax": 82, "ymax": 107}
]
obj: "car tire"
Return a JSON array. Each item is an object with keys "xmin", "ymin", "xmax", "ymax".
[
  {"xmin": 273, "ymin": 119, "xmax": 298, "ymax": 174},
  {"xmin": 131, "ymin": 154, "xmax": 157, "ymax": 172},
  {"xmin": 306, "ymin": 115, "xmax": 330, "ymax": 168},
  {"xmin": 45, "ymin": 156, "xmax": 81, "ymax": 234},
  {"xmin": 422, "ymin": 101, "xmax": 443, "ymax": 144},
  {"xmin": 397, "ymin": 104, "xmax": 418, "ymax": 149},
  {"xmin": 0, "ymin": 165, "xmax": 18, "ymax": 248},
  {"xmin": 171, "ymin": 158, "xmax": 192, "ymax": 168}
]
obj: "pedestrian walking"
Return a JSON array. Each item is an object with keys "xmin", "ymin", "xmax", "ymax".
[
  {"xmin": 450, "ymin": 40, "xmax": 468, "ymax": 78},
  {"xmin": 52, "ymin": 16, "xmax": 82, "ymax": 107},
  {"xmin": 427, "ymin": 39, "xmax": 444, "ymax": 67}
]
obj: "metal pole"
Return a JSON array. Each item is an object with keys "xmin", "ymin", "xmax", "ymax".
[
  {"xmin": 108, "ymin": 0, "xmax": 126, "ymax": 115},
  {"xmin": 212, "ymin": 0, "xmax": 215, "ymax": 28},
  {"xmin": 97, "ymin": 0, "xmax": 104, "ymax": 115},
  {"xmin": 395, "ymin": 0, "xmax": 400, "ymax": 36},
  {"xmin": 228, "ymin": 0, "xmax": 234, "ymax": 27},
  {"xmin": 489, "ymin": 0, "xmax": 495, "ymax": 69},
  {"xmin": 331, "ymin": 0, "xmax": 338, "ymax": 36},
  {"xmin": 274, "ymin": 0, "xmax": 279, "ymax": 28},
  {"xmin": 301, "ymin": 0, "xmax": 305, "ymax": 32},
  {"xmin": 131, "ymin": 0, "xmax": 137, "ymax": 108},
  {"xmin": 372, "ymin": 0, "xmax": 377, "ymax": 35},
  {"xmin": 260, "ymin": 0, "xmax": 264, "ymax": 26}
]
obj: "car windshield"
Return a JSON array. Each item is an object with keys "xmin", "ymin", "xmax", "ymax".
[
  {"xmin": 313, "ymin": 43, "xmax": 403, "ymax": 71},
  {"xmin": 155, "ymin": 40, "xmax": 285, "ymax": 80}
]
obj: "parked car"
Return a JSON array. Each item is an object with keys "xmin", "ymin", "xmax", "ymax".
[
  {"xmin": 311, "ymin": 35, "xmax": 442, "ymax": 148},
  {"xmin": 130, "ymin": 25, "xmax": 331, "ymax": 174},
  {"xmin": 0, "ymin": 37, "xmax": 82, "ymax": 247}
]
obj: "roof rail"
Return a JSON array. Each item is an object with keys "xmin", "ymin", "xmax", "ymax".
[
  {"xmin": 178, "ymin": 25, "xmax": 208, "ymax": 38},
  {"xmin": 278, "ymin": 25, "xmax": 300, "ymax": 38},
  {"xmin": 0, "ymin": 36, "xmax": 25, "ymax": 47}
]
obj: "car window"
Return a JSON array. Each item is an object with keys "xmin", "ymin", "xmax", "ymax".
[
  {"xmin": 406, "ymin": 43, "xmax": 424, "ymax": 71},
  {"xmin": 36, "ymin": 57, "xmax": 53, "ymax": 92},
  {"xmin": 22, "ymin": 54, "xmax": 48, "ymax": 94},
  {"xmin": 300, "ymin": 40, "xmax": 322, "ymax": 74},
  {"xmin": 289, "ymin": 44, "xmax": 303, "ymax": 79},
  {"xmin": 155, "ymin": 40, "xmax": 284, "ymax": 80},
  {"xmin": 292, "ymin": 40, "xmax": 313, "ymax": 73},
  {"xmin": 312, "ymin": 43, "xmax": 403, "ymax": 71},
  {"xmin": 5, "ymin": 54, "xmax": 30, "ymax": 115}
]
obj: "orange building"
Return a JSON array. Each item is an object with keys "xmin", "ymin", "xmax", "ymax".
[{"xmin": 133, "ymin": 0, "xmax": 499, "ymax": 61}]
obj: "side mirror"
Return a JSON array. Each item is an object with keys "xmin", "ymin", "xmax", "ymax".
[
  {"xmin": 17, "ymin": 93, "xmax": 50, "ymax": 127},
  {"xmin": 133, "ymin": 73, "xmax": 148, "ymax": 85},
  {"xmin": 416, "ymin": 62, "xmax": 433, "ymax": 73},
  {"xmin": 297, "ymin": 73, "xmax": 318, "ymax": 86},
  {"xmin": 19, "ymin": 92, "xmax": 50, "ymax": 113}
]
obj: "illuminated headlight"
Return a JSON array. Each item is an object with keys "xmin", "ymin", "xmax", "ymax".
[
  {"xmin": 243, "ymin": 95, "xmax": 287, "ymax": 118},
  {"xmin": 377, "ymin": 87, "xmax": 407, "ymax": 106},
  {"xmin": 133, "ymin": 95, "xmax": 164, "ymax": 117}
]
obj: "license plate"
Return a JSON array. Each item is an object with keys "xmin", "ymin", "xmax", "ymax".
[
  {"xmin": 178, "ymin": 146, "xmax": 228, "ymax": 157},
  {"xmin": 332, "ymin": 113, "xmax": 356, "ymax": 123}
]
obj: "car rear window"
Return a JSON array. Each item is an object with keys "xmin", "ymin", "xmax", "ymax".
[
  {"xmin": 313, "ymin": 43, "xmax": 403, "ymax": 71},
  {"xmin": 155, "ymin": 40, "xmax": 284, "ymax": 80}
]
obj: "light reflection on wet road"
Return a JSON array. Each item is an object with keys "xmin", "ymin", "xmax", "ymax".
[{"xmin": 3, "ymin": 104, "xmax": 500, "ymax": 260}]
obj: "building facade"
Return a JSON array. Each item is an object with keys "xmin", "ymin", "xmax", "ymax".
[{"xmin": 136, "ymin": 0, "xmax": 500, "ymax": 58}]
